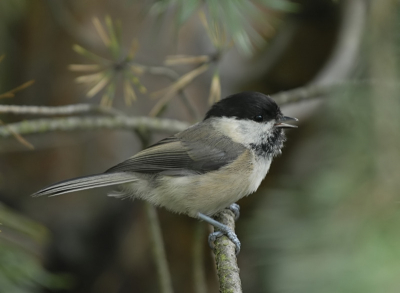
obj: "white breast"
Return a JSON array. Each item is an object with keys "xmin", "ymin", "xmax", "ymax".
[{"xmin": 248, "ymin": 155, "xmax": 272, "ymax": 193}]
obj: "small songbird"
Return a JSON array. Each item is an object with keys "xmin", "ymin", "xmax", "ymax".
[{"xmin": 33, "ymin": 92, "xmax": 297, "ymax": 254}]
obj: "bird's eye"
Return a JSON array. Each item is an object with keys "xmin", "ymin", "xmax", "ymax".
[{"xmin": 253, "ymin": 115, "xmax": 263, "ymax": 122}]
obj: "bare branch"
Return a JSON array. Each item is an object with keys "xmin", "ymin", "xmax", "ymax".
[
  {"xmin": 0, "ymin": 104, "xmax": 123, "ymax": 116},
  {"xmin": 0, "ymin": 116, "xmax": 189, "ymax": 138},
  {"xmin": 0, "ymin": 83, "xmax": 339, "ymax": 139},
  {"xmin": 0, "ymin": 82, "xmax": 330, "ymax": 119},
  {"xmin": 271, "ymin": 83, "xmax": 335, "ymax": 105},
  {"xmin": 213, "ymin": 210, "xmax": 242, "ymax": 293},
  {"xmin": 312, "ymin": 0, "xmax": 366, "ymax": 85}
]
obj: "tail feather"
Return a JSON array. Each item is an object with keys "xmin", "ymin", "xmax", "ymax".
[{"xmin": 32, "ymin": 172, "xmax": 136, "ymax": 197}]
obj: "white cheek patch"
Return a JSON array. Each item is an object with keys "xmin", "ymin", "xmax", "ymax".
[
  {"xmin": 210, "ymin": 117, "xmax": 243, "ymax": 142},
  {"xmin": 212, "ymin": 117, "xmax": 276, "ymax": 147}
]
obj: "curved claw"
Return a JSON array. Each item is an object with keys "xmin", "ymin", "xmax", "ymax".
[
  {"xmin": 208, "ymin": 230, "xmax": 241, "ymax": 255},
  {"xmin": 228, "ymin": 203, "xmax": 240, "ymax": 221},
  {"xmin": 226, "ymin": 230, "xmax": 241, "ymax": 255},
  {"xmin": 208, "ymin": 231, "xmax": 224, "ymax": 248}
]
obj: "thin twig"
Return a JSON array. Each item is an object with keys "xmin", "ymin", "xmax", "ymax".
[
  {"xmin": 0, "ymin": 104, "xmax": 123, "ymax": 116},
  {"xmin": 0, "ymin": 80, "xmax": 35, "ymax": 99},
  {"xmin": 212, "ymin": 210, "xmax": 242, "ymax": 293},
  {"xmin": 145, "ymin": 203, "xmax": 174, "ymax": 293},
  {"xmin": 0, "ymin": 116, "xmax": 189, "ymax": 138},
  {"xmin": 271, "ymin": 83, "xmax": 336, "ymax": 105},
  {"xmin": 136, "ymin": 117, "xmax": 174, "ymax": 293},
  {"xmin": 193, "ymin": 222, "xmax": 207, "ymax": 293},
  {"xmin": 271, "ymin": 81, "xmax": 398, "ymax": 105}
]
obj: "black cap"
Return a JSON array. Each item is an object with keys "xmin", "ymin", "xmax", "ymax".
[{"xmin": 204, "ymin": 92, "xmax": 281, "ymax": 122}]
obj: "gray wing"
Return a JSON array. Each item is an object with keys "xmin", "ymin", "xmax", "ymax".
[{"xmin": 105, "ymin": 122, "xmax": 246, "ymax": 176}]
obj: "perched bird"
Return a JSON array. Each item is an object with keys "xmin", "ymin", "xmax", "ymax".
[{"xmin": 33, "ymin": 92, "xmax": 297, "ymax": 254}]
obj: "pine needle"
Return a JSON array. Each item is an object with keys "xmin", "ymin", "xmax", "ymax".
[
  {"xmin": 68, "ymin": 64, "xmax": 102, "ymax": 72},
  {"xmin": 208, "ymin": 70, "xmax": 221, "ymax": 105},
  {"xmin": 0, "ymin": 80, "xmax": 35, "ymax": 99},
  {"xmin": 86, "ymin": 74, "xmax": 111, "ymax": 98},
  {"xmin": 73, "ymin": 44, "xmax": 111, "ymax": 64},
  {"xmin": 0, "ymin": 120, "xmax": 34, "ymax": 149},
  {"xmin": 124, "ymin": 80, "xmax": 137, "ymax": 105},
  {"xmin": 165, "ymin": 55, "xmax": 210, "ymax": 66},
  {"xmin": 150, "ymin": 63, "xmax": 209, "ymax": 116},
  {"xmin": 92, "ymin": 17, "xmax": 111, "ymax": 47}
]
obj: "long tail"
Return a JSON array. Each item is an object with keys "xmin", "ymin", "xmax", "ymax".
[{"xmin": 32, "ymin": 172, "xmax": 137, "ymax": 197}]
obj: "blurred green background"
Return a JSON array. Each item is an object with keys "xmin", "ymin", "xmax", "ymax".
[{"xmin": 1, "ymin": 0, "xmax": 399, "ymax": 292}]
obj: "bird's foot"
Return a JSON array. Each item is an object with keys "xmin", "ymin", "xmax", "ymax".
[
  {"xmin": 208, "ymin": 229, "xmax": 241, "ymax": 255},
  {"xmin": 198, "ymin": 212, "xmax": 241, "ymax": 255},
  {"xmin": 228, "ymin": 203, "xmax": 240, "ymax": 221}
]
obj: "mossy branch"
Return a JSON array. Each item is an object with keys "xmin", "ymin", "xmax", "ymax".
[{"xmin": 212, "ymin": 210, "xmax": 242, "ymax": 293}]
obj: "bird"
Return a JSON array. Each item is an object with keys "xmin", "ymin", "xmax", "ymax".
[{"xmin": 32, "ymin": 92, "xmax": 297, "ymax": 254}]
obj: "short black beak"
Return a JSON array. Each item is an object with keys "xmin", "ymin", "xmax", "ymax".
[{"xmin": 275, "ymin": 116, "xmax": 298, "ymax": 129}]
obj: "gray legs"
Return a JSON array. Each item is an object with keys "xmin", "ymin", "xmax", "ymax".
[{"xmin": 197, "ymin": 203, "xmax": 241, "ymax": 255}]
